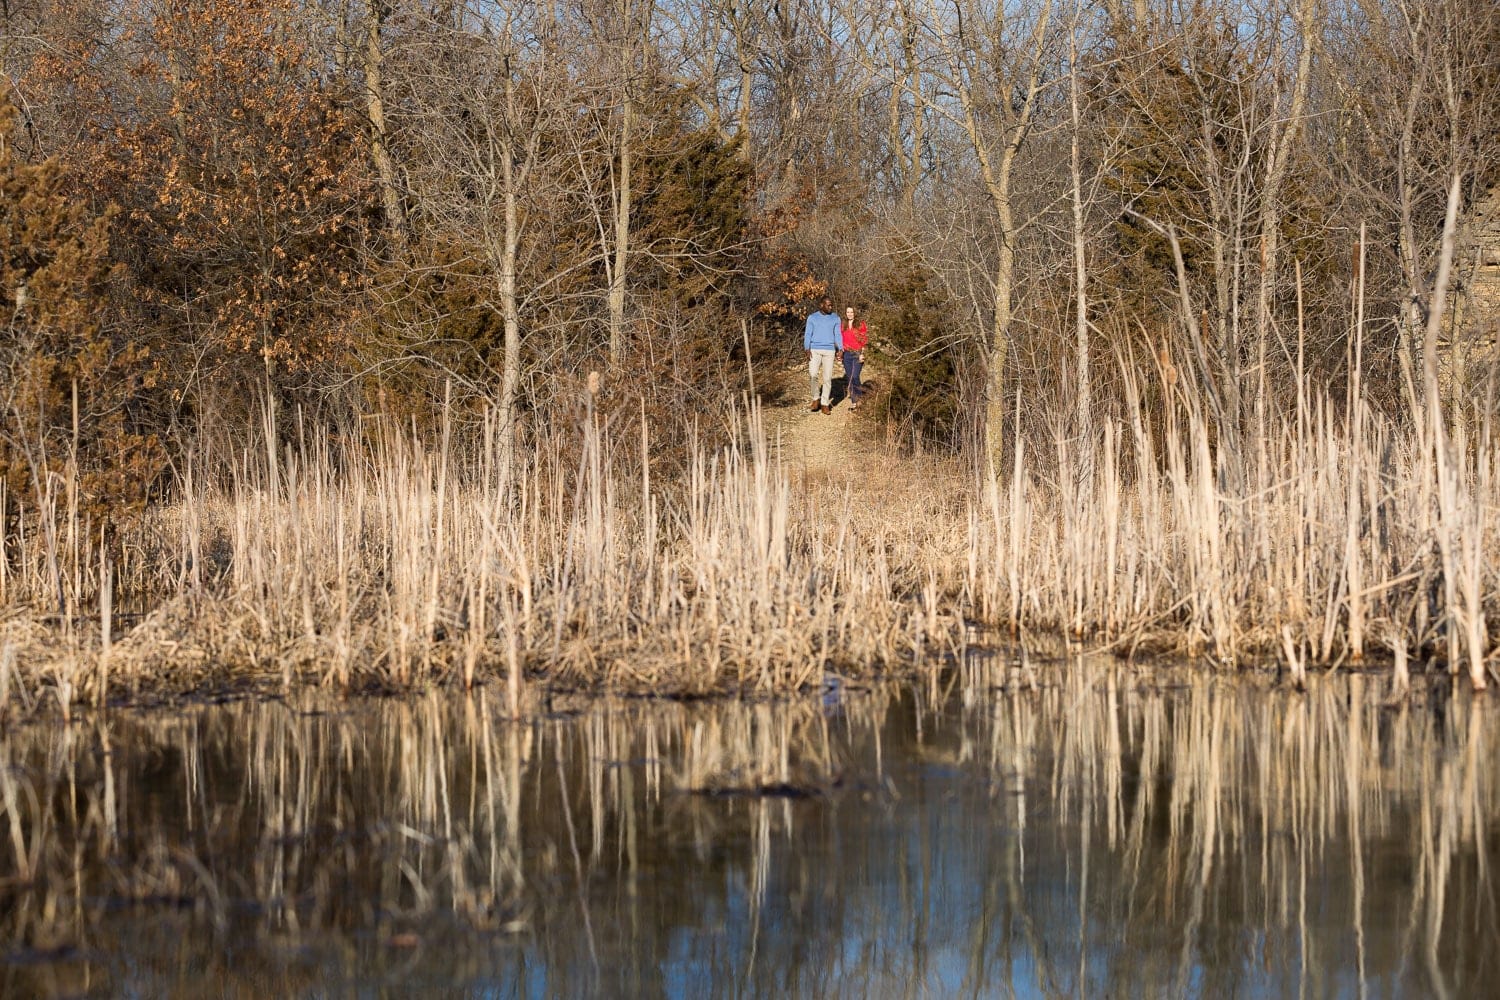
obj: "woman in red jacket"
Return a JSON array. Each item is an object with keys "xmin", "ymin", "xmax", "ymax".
[{"xmin": 842, "ymin": 305, "xmax": 868, "ymax": 410}]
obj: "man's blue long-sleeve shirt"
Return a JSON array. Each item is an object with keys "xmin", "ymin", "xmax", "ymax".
[{"xmin": 804, "ymin": 310, "xmax": 843, "ymax": 352}]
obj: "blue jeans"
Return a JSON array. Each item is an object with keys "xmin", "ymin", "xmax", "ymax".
[{"xmin": 842, "ymin": 351, "xmax": 864, "ymax": 402}]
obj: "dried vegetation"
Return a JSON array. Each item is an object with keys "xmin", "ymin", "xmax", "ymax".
[{"xmin": 1, "ymin": 338, "xmax": 1497, "ymax": 719}]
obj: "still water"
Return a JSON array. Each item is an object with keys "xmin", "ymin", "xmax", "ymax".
[{"xmin": 2, "ymin": 655, "xmax": 1497, "ymax": 998}]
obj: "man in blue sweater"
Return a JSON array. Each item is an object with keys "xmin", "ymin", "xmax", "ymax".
[{"xmin": 804, "ymin": 296, "xmax": 844, "ymax": 413}]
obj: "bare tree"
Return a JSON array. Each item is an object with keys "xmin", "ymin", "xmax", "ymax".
[
  {"xmin": 1250, "ymin": 0, "xmax": 1317, "ymax": 440},
  {"xmin": 1325, "ymin": 0, "xmax": 1500, "ymax": 402},
  {"xmin": 721, "ymin": 0, "xmax": 766, "ymax": 162},
  {"xmin": 911, "ymin": 0, "xmax": 1058, "ymax": 472},
  {"xmin": 890, "ymin": 1, "xmax": 931, "ymax": 213},
  {"xmin": 360, "ymin": 0, "xmax": 410, "ymax": 254},
  {"xmin": 1066, "ymin": 0, "xmax": 1093, "ymax": 439},
  {"xmin": 399, "ymin": 2, "xmax": 581, "ymax": 479},
  {"xmin": 577, "ymin": 0, "xmax": 657, "ymax": 364}
]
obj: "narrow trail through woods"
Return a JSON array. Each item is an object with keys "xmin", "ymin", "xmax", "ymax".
[{"xmin": 759, "ymin": 357, "xmax": 877, "ymax": 481}]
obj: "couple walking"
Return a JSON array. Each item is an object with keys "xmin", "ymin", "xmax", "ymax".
[{"xmin": 804, "ymin": 296, "xmax": 868, "ymax": 414}]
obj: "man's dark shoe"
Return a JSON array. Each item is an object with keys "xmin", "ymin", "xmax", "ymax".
[
  {"xmin": 821, "ymin": 404, "xmax": 831, "ymax": 414},
  {"xmin": 810, "ymin": 400, "xmax": 821, "ymax": 412}
]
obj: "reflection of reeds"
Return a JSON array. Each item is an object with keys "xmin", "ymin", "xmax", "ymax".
[
  {"xmin": 963, "ymin": 657, "xmax": 1500, "ymax": 996},
  {"xmin": 1, "ymin": 666, "xmax": 1496, "ymax": 994},
  {"xmin": 0, "ymin": 686, "xmax": 896, "ymax": 993}
]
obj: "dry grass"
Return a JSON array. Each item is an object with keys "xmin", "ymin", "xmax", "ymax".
[
  {"xmin": 972, "ymin": 367, "xmax": 1500, "ymax": 679},
  {"xmin": 0, "ymin": 399, "xmax": 973, "ymax": 714},
  {"xmin": 0, "ymin": 341, "xmax": 1497, "ymax": 717}
]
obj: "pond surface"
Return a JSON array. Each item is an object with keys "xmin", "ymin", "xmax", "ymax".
[{"xmin": 2, "ymin": 655, "xmax": 1497, "ymax": 998}]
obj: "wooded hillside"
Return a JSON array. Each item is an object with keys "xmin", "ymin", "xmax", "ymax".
[{"xmin": 4, "ymin": 1, "xmax": 1496, "ymax": 510}]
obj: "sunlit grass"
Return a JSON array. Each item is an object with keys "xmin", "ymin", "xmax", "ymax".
[{"xmin": 1, "ymin": 348, "xmax": 1496, "ymax": 714}]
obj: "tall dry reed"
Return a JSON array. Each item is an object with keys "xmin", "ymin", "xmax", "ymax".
[
  {"xmin": 1, "ymin": 399, "xmax": 972, "ymax": 709},
  {"xmin": 0, "ymin": 327, "xmax": 1496, "ymax": 710},
  {"xmin": 972, "ymin": 354, "xmax": 1498, "ymax": 689}
]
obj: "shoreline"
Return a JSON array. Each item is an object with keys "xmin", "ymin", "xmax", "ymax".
[{"xmin": 0, "ymin": 598, "xmax": 1477, "ymax": 722}]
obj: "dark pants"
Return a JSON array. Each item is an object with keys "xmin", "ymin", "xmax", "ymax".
[{"xmin": 842, "ymin": 351, "xmax": 864, "ymax": 402}]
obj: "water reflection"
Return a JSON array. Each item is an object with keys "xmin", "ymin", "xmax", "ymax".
[{"xmin": 2, "ymin": 658, "xmax": 1497, "ymax": 997}]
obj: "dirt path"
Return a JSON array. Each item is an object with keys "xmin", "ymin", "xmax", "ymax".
[{"xmin": 759, "ymin": 358, "xmax": 875, "ymax": 481}]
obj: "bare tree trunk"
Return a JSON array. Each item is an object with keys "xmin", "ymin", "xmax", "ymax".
[
  {"xmin": 1252, "ymin": 0, "xmax": 1316, "ymax": 441},
  {"xmin": 606, "ymin": 0, "xmax": 653, "ymax": 365},
  {"xmin": 989, "ymin": 230, "xmax": 1015, "ymax": 474},
  {"xmin": 1425, "ymin": 175, "xmax": 1463, "ymax": 680},
  {"xmin": 497, "ymin": 73, "xmax": 523, "ymax": 485},
  {"xmin": 923, "ymin": 0, "xmax": 1054, "ymax": 474},
  {"xmin": 735, "ymin": 5, "xmax": 755, "ymax": 163},
  {"xmin": 1068, "ymin": 11, "xmax": 1090, "ymax": 439},
  {"xmin": 497, "ymin": 176, "xmax": 520, "ymax": 483},
  {"xmin": 887, "ymin": 53, "xmax": 903, "ymax": 195},
  {"xmin": 898, "ymin": 13, "xmax": 924, "ymax": 213},
  {"xmin": 608, "ymin": 91, "xmax": 631, "ymax": 364},
  {"xmin": 1424, "ymin": 175, "xmax": 1462, "ymax": 450},
  {"xmin": 363, "ymin": 0, "xmax": 408, "ymax": 254},
  {"xmin": 1199, "ymin": 107, "xmax": 1242, "ymax": 445},
  {"xmin": 1394, "ymin": 8, "xmax": 1429, "ymax": 364}
]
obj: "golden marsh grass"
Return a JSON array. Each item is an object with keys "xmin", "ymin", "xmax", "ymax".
[{"xmin": 0, "ymin": 363, "xmax": 1497, "ymax": 715}]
